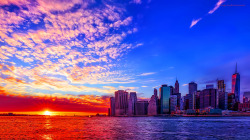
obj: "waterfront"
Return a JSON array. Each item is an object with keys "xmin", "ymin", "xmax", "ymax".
[{"xmin": 0, "ymin": 116, "xmax": 249, "ymax": 139}]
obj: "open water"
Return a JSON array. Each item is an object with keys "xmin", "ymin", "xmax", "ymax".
[{"xmin": 0, "ymin": 116, "xmax": 249, "ymax": 139}]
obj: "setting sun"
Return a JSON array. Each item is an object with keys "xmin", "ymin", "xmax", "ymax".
[{"xmin": 44, "ymin": 111, "xmax": 51, "ymax": 116}]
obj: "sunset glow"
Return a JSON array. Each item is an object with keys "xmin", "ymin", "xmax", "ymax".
[
  {"xmin": 44, "ymin": 111, "xmax": 51, "ymax": 116},
  {"xmin": 0, "ymin": 0, "xmax": 249, "ymax": 116}
]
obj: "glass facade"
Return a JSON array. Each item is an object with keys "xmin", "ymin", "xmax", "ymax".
[
  {"xmin": 232, "ymin": 73, "xmax": 240, "ymax": 103},
  {"xmin": 160, "ymin": 85, "xmax": 170, "ymax": 114}
]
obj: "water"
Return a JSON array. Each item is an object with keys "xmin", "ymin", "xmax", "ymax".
[{"xmin": 0, "ymin": 116, "xmax": 250, "ymax": 139}]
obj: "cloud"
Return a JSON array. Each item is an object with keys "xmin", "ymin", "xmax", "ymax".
[
  {"xmin": 0, "ymin": 87, "xmax": 110, "ymax": 113},
  {"xmin": 141, "ymin": 86, "xmax": 148, "ymax": 87},
  {"xmin": 182, "ymin": 84, "xmax": 188, "ymax": 86},
  {"xmin": 208, "ymin": 0, "xmax": 227, "ymax": 14},
  {"xmin": 138, "ymin": 72, "xmax": 156, "ymax": 76},
  {"xmin": 190, "ymin": 18, "xmax": 202, "ymax": 28},
  {"xmin": 0, "ymin": 0, "xmax": 140, "ymax": 100},
  {"xmin": 131, "ymin": 0, "xmax": 142, "ymax": 4},
  {"xmin": 190, "ymin": 0, "xmax": 226, "ymax": 28}
]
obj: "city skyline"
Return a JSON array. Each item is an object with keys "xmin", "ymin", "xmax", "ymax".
[{"xmin": 0, "ymin": 0, "xmax": 250, "ymax": 115}]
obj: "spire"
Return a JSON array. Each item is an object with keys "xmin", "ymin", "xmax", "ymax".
[{"xmin": 235, "ymin": 62, "xmax": 237, "ymax": 73}]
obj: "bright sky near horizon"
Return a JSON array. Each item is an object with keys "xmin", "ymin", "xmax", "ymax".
[{"xmin": 0, "ymin": 0, "xmax": 249, "ymax": 113}]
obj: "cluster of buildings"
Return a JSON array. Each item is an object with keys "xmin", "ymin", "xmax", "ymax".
[{"xmin": 108, "ymin": 64, "xmax": 250, "ymax": 116}]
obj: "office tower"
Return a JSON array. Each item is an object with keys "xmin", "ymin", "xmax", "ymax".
[
  {"xmin": 159, "ymin": 84, "xmax": 171, "ymax": 114},
  {"xmin": 169, "ymin": 86, "xmax": 174, "ymax": 95},
  {"xmin": 219, "ymin": 91, "xmax": 228, "ymax": 110},
  {"xmin": 232, "ymin": 63, "xmax": 240, "ymax": 103},
  {"xmin": 128, "ymin": 92, "xmax": 137, "ymax": 116},
  {"xmin": 108, "ymin": 108, "xmax": 110, "ymax": 116},
  {"xmin": 135, "ymin": 101, "xmax": 149, "ymax": 115},
  {"xmin": 217, "ymin": 80, "xmax": 226, "ymax": 92},
  {"xmin": 188, "ymin": 82, "xmax": 197, "ymax": 109},
  {"xmin": 148, "ymin": 92, "xmax": 158, "ymax": 116},
  {"xmin": 228, "ymin": 93, "xmax": 235, "ymax": 110},
  {"xmin": 170, "ymin": 95, "xmax": 177, "ymax": 113},
  {"xmin": 175, "ymin": 79, "xmax": 179, "ymax": 93},
  {"xmin": 195, "ymin": 93, "xmax": 200, "ymax": 109},
  {"xmin": 154, "ymin": 88, "xmax": 157, "ymax": 97},
  {"xmin": 184, "ymin": 94, "xmax": 189, "ymax": 110},
  {"xmin": 206, "ymin": 84, "xmax": 214, "ymax": 89},
  {"xmin": 180, "ymin": 96, "xmax": 184, "ymax": 110},
  {"xmin": 110, "ymin": 97, "xmax": 115, "ymax": 116},
  {"xmin": 189, "ymin": 82, "xmax": 197, "ymax": 95},
  {"xmin": 172, "ymin": 93, "xmax": 181, "ymax": 109},
  {"xmin": 115, "ymin": 90, "xmax": 128, "ymax": 116},
  {"xmin": 200, "ymin": 89, "xmax": 217, "ymax": 109}
]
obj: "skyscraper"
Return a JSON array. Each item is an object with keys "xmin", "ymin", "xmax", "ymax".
[
  {"xmin": 217, "ymin": 80, "xmax": 226, "ymax": 92},
  {"xmin": 135, "ymin": 101, "xmax": 149, "ymax": 115},
  {"xmin": 170, "ymin": 95, "xmax": 177, "ymax": 113},
  {"xmin": 189, "ymin": 82, "xmax": 197, "ymax": 95},
  {"xmin": 200, "ymin": 89, "xmax": 217, "ymax": 109},
  {"xmin": 115, "ymin": 90, "xmax": 128, "ymax": 116},
  {"xmin": 128, "ymin": 92, "xmax": 137, "ymax": 116},
  {"xmin": 175, "ymin": 79, "xmax": 179, "ymax": 94},
  {"xmin": 154, "ymin": 88, "xmax": 157, "ymax": 97},
  {"xmin": 159, "ymin": 84, "xmax": 171, "ymax": 114},
  {"xmin": 148, "ymin": 92, "xmax": 158, "ymax": 116},
  {"xmin": 188, "ymin": 82, "xmax": 197, "ymax": 109},
  {"xmin": 219, "ymin": 91, "xmax": 228, "ymax": 110},
  {"xmin": 110, "ymin": 97, "xmax": 115, "ymax": 116},
  {"xmin": 232, "ymin": 63, "xmax": 240, "ymax": 103}
]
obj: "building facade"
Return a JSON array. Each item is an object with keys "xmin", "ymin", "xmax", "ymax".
[
  {"xmin": 135, "ymin": 101, "xmax": 149, "ymax": 115},
  {"xmin": 115, "ymin": 90, "xmax": 128, "ymax": 116},
  {"xmin": 128, "ymin": 92, "xmax": 137, "ymax": 116},
  {"xmin": 232, "ymin": 63, "xmax": 240, "ymax": 103},
  {"xmin": 219, "ymin": 91, "xmax": 228, "ymax": 110},
  {"xmin": 170, "ymin": 95, "xmax": 177, "ymax": 113},
  {"xmin": 217, "ymin": 80, "xmax": 226, "ymax": 92},
  {"xmin": 160, "ymin": 85, "xmax": 171, "ymax": 114},
  {"xmin": 148, "ymin": 94, "xmax": 158, "ymax": 116},
  {"xmin": 200, "ymin": 89, "xmax": 217, "ymax": 109},
  {"xmin": 110, "ymin": 97, "xmax": 115, "ymax": 116}
]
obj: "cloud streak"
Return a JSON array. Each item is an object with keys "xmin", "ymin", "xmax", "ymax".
[{"xmin": 190, "ymin": 0, "xmax": 227, "ymax": 28}]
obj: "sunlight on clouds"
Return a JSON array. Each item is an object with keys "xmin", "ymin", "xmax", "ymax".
[{"xmin": 0, "ymin": 0, "xmax": 140, "ymax": 98}]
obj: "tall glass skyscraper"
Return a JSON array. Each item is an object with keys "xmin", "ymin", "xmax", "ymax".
[
  {"xmin": 159, "ymin": 85, "xmax": 170, "ymax": 114},
  {"xmin": 232, "ymin": 63, "xmax": 240, "ymax": 103}
]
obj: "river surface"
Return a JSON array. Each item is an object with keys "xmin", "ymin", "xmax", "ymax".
[{"xmin": 0, "ymin": 116, "xmax": 249, "ymax": 139}]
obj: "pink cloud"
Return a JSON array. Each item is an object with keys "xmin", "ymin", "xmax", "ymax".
[
  {"xmin": 190, "ymin": 18, "xmax": 202, "ymax": 28},
  {"xmin": 208, "ymin": 0, "xmax": 227, "ymax": 14}
]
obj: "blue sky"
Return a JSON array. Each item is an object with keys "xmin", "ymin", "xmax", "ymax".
[{"xmin": 0, "ymin": 0, "xmax": 249, "ymax": 101}]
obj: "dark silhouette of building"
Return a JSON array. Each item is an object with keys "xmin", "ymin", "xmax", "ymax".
[
  {"xmin": 228, "ymin": 93, "xmax": 236, "ymax": 110},
  {"xmin": 115, "ymin": 90, "xmax": 128, "ymax": 116},
  {"xmin": 174, "ymin": 79, "xmax": 179, "ymax": 94},
  {"xmin": 232, "ymin": 63, "xmax": 241, "ymax": 103},
  {"xmin": 200, "ymin": 89, "xmax": 217, "ymax": 109},
  {"xmin": 110, "ymin": 97, "xmax": 115, "ymax": 116},
  {"xmin": 219, "ymin": 91, "xmax": 228, "ymax": 110},
  {"xmin": 188, "ymin": 82, "xmax": 197, "ymax": 109},
  {"xmin": 128, "ymin": 92, "xmax": 137, "ymax": 116},
  {"xmin": 189, "ymin": 82, "xmax": 197, "ymax": 95},
  {"xmin": 135, "ymin": 101, "xmax": 149, "ymax": 115}
]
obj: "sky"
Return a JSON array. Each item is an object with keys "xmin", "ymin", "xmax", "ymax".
[{"xmin": 0, "ymin": 0, "xmax": 249, "ymax": 114}]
